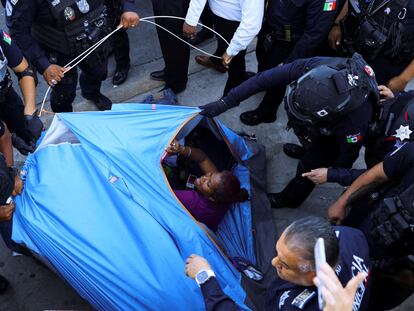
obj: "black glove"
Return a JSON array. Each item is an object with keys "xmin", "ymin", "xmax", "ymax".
[
  {"xmin": 199, "ymin": 98, "xmax": 234, "ymax": 118},
  {"xmin": 25, "ymin": 113, "xmax": 43, "ymax": 142},
  {"xmin": 11, "ymin": 133, "xmax": 35, "ymax": 155}
]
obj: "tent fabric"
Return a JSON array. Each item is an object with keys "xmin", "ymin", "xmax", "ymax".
[{"xmin": 11, "ymin": 104, "xmax": 278, "ymax": 310}]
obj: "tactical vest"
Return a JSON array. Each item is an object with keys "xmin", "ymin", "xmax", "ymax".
[
  {"xmin": 31, "ymin": 0, "xmax": 111, "ymax": 57},
  {"xmin": 370, "ymin": 181, "xmax": 414, "ymax": 254},
  {"xmin": 342, "ymin": 0, "xmax": 412, "ymax": 64}
]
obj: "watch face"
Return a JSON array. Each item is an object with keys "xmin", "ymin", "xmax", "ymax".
[{"xmin": 196, "ymin": 271, "xmax": 209, "ymax": 284}]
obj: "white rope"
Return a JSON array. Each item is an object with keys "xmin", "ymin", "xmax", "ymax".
[
  {"xmin": 39, "ymin": 16, "xmax": 229, "ymax": 116},
  {"xmin": 140, "ymin": 15, "xmax": 230, "ymax": 59}
]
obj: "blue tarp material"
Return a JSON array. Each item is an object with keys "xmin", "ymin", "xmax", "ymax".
[{"xmin": 12, "ymin": 104, "xmax": 258, "ymax": 310}]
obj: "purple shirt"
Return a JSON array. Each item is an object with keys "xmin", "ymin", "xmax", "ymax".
[{"xmin": 174, "ymin": 190, "xmax": 229, "ymax": 231}]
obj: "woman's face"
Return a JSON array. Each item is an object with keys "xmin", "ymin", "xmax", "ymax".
[{"xmin": 194, "ymin": 172, "xmax": 222, "ymax": 199}]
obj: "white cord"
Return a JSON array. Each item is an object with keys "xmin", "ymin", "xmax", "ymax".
[
  {"xmin": 140, "ymin": 15, "xmax": 230, "ymax": 59},
  {"xmin": 39, "ymin": 16, "xmax": 229, "ymax": 116}
]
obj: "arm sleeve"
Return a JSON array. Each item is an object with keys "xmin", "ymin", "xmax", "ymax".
[
  {"xmin": 284, "ymin": 0, "xmax": 338, "ymax": 63},
  {"xmin": 327, "ymin": 168, "xmax": 366, "ymax": 186},
  {"xmin": 121, "ymin": 0, "xmax": 138, "ymax": 13},
  {"xmin": 200, "ymin": 278, "xmax": 241, "ymax": 311},
  {"xmin": 223, "ymin": 57, "xmax": 330, "ymax": 107},
  {"xmin": 0, "ymin": 31, "xmax": 23, "ymax": 68},
  {"xmin": 185, "ymin": 0, "xmax": 207, "ymax": 27},
  {"xmin": 6, "ymin": 1, "xmax": 50, "ymax": 73},
  {"xmin": 225, "ymin": 0, "xmax": 264, "ymax": 56},
  {"xmin": 383, "ymin": 143, "xmax": 414, "ymax": 180}
]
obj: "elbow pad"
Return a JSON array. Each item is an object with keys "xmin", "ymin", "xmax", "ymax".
[{"xmin": 15, "ymin": 65, "xmax": 38, "ymax": 86}]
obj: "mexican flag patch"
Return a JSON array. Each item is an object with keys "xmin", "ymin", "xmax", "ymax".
[
  {"xmin": 323, "ymin": 0, "xmax": 337, "ymax": 11},
  {"xmin": 346, "ymin": 133, "xmax": 363, "ymax": 143},
  {"xmin": 3, "ymin": 31, "xmax": 11, "ymax": 45}
]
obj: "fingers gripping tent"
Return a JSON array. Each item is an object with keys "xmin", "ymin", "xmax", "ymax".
[{"xmin": 11, "ymin": 104, "xmax": 276, "ymax": 310}]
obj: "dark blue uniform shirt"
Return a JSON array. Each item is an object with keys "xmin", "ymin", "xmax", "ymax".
[
  {"xmin": 266, "ymin": 0, "xmax": 345, "ymax": 63},
  {"xmin": 0, "ymin": 29, "xmax": 23, "ymax": 69},
  {"xmin": 5, "ymin": 0, "xmax": 136, "ymax": 74},
  {"xmin": 200, "ymin": 226, "xmax": 371, "ymax": 311},
  {"xmin": 224, "ymin": 57, "xmax": 374, "ymax": 169},
  {"xmin": 383, "ymin": 141, "xmax": 414, "ymax": 191}
]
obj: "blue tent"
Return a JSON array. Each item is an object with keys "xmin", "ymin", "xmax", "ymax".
[{"xmin": 12, "ymin": 104, "xmax": 276, "ymax": 310}]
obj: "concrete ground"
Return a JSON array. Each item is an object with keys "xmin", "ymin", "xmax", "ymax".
[{"xmin": 0, "ymin": 0, "xmax": 413, "ymax": 310}]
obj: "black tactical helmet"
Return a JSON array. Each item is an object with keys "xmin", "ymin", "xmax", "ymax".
[{"xmin": 285, "ymin": 53, "xmax": 379, "ymax": 126}]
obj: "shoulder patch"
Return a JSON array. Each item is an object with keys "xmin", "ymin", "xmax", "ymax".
[
  {"xmin": 279, "ymin": 290, "xmax": 291, "ymax": 309},
  {"xmin": 291, "ymin": 289, "xmax": 316, "ymax": 309},
  {"xmin": 2, "ymin": 31, "xmax": 11, "ymax": 45},
  {"xmin": 323, "ymin": 0, "xmax": 337, "ymax": 11},
  {"xmin": 346, "ymin": 133, "xmax": 363, "ymax": 143}
]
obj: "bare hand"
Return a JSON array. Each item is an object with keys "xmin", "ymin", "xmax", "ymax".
[
  {"xmin": 328, "ymin": 199, "xmax": 347, "ymax": 225},
  {"xmin": 328, "ymin": 25, "xmax": 342, "ymax": 51},
  {"xmin": 0, "ymin": 201, "xmax": 15, "ymax": 222},
  {"xmin": 222, "ymin": 52, "xmax": 233, "ymax": 69},
  {"xmin": 387, "ymin": 75, "xmax": 409, "ymax": 92},
  {"xmin": 120, "ymin": 11, "xmax": 140, "ymax": 28},
  {"xmin": 378, "ymin": 85, "xmax": 394, "ymax": 102},
  {"xmin": 183, "ymin": 22, "xmax": 197, "ymax": 39},
  {"xmin": 302, "ymin": 168, "xmax": 328, "ymax": 184},
  {"xmin": 313, "ymin": 262, "xmax": 367, "ymax": 311},
  {"xmin": 12, "ymin": 175, "xmax": 23, "ymax": 196},
  {"xmin": 43, "ymin": 64, "xmax": 65, "ymax": 87},
  {"xmin": 185, "ymin": 254, "xmax": 211, "ymax": 279}
]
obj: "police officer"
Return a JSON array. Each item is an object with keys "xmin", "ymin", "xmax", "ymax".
[
  {"xmin": 240, "ymin": 0, "xmax": 347, "ymax": 126},
  {"xmin": 200, "ymin": 53, "xmax": 378, "ymax": 209},
  {"xmin": 106, "ymin": 0, "xmax": 131, "ymax": 86},
  {"xmin": 184, "ymin": 216, "xmax": 371, "ymax": 311},
  {"xmin": 5, "ymin": 0, "xmax": 139, "ymax": 112},
  {"xmin": 332, "ymin": 0, "xmax": 414, "ymax": 92},
  {"xmin": 329, "ymin": 141, "xmax": 414, "ymax": 310},
  {"xmin": 303, "ymin": 87, "xmax": 414, "ymax": 186},
  {"xmin": 0, "ymin": 29, "xmax": 43, "ymax": 155}
]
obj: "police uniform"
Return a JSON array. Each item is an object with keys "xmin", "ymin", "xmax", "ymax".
[
  {"xmin": 346, "ymin": 142, "xmax": 414, "ymax": 310},
  {"xmin": 199, "ymin": 226, "xmax": 371, "ymax": 311},
  {"xmin": 341, "ymin": 0, "xmax": 414, "ymax": 85},
  {"xmin": 5, "ymin": 0, "xmax": 137, "ymax": 112},
  {"xmin": 0, "ymin": 29, "xmax": 37, "ymax": 148},
  {"xmin": 214, "ymin": 56, "xmax": 375, "ymax": 208},
  {"xmin": 151, "ymin": 0, "xmax": 190, "ymax": 93},
  {"xmin": 242, "ymin": 0, "xmax": 346, "ymax": 125}
]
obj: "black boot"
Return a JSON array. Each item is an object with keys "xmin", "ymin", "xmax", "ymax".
[
  {"xmin": 240, "ymin": 109, "xmax": 276, "ymax": 126},
  {"xmin": 0, "ymin": 275, "xmax": 9, "ymax": 295},
  {"xmin": 283, "ymin": 143, "xmax": 306, "ymax": 159}
]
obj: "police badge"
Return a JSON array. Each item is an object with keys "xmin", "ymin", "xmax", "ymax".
[
  {"xmin": 64, "ymin": 7, "xmax": 76, "ymax": 21},
  {"xmin": 76, "ymin": 0, "xmax": 90, "ymax": 14}
]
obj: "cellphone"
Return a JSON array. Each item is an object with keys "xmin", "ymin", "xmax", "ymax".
[
  {"xmin": 314, "ymin": 238, "xmax": 326, "ymax": 310},
  {"xmin": 186, "ymin": 175, "xmax": 197, "ymax": 189}
]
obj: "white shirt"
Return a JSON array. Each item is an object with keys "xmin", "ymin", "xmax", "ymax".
[{"xmin": 185, "ymin": 0, "xmax": 264, "ymax": 56}]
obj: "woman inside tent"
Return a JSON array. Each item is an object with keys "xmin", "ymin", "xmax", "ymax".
[{"xmin": 166, "ymin": 139, "xmax": 248, "ymax": 231}]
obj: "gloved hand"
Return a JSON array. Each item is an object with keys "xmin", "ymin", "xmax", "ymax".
[
  {"xmin": 11, "ymin": 133, "xmax": 35, "ymax": 155},
  {"xmin": 25, "ymin": 113, "xmax": 43, "ymax": 142},
  {"xmin": 199, "ymin": 98, "xmax": 232, "ymax": 118}
]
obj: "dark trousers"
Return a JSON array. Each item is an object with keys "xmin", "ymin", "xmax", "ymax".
[
  {"xmin": 152, "ymin": 0, "xmax": 190, "ymax": 92},
  {"xmin": 49, "ymin": 52, "xmax": 108, "ymax": 112},
  {"xmin": 0, "ymin": 87, "xmax": 31, "ymax": 143},
  {"xmin": 280, "ymin": 137, "xmax": 340, "ymax": 207},
  {"xmin": 112, "ymin": 28, "xmax": 130, "ymax": 70},
  {"xmin": 210, "ymin": 14, "xmax": 246, "ymax": 96},
  {"xmin": 253, "ymin": 24, "xmax": 294, "ymax": 116}
]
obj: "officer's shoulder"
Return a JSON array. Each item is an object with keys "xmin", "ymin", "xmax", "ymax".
[
  {"xmin": 278, "ymin": 287, "xmax": 318, "ymax": 310},
  {"xmin": 335, "ymin": 226, "xmax": 366, "ymax": 241}
]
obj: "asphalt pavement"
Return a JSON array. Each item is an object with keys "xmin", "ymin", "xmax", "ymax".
[{"xmin": 0, "ymin": 1, "xmax": 413, "ymax": 310}]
